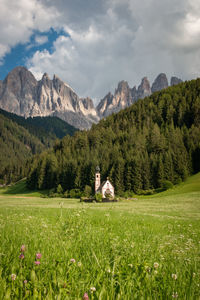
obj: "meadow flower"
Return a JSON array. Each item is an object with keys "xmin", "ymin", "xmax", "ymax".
[
  {"xmin": 24, "ymin": 280, "xmax": 28, "ymax": 284},
  {"xmin": 70, "ymin": 258, "xmax": 76, "ymax": 263},
  {"xmin": 19, "ymin": 254, "xmax": 25, "ymax": 259},
  {"xmin": 172, "ymin": 292, "xmax": 178, "ymax": 298},
  {"xmin": 145, "ymin": 266, "xmax": 151, "ymax": 273},
  {"xmin": 36, "ymin": 253, "xmax": 42, "ymax": 260},
  {"xmin": 20, "ymin": 245, "xmax": 25, "ymax": 252},
  {"xmin": 106, "ymin": 268, "xmax": 111, "ymax": 273},
  {"xmin": 83, "ymin": 293, "xmax": 89, "ymax": 300},
  {"xmin": 172, "ymin": 274, "xmax": 177, "ymax": 280},
  {"xmin": 11, "ymin": 274, "xmax": 16, "ymax": 280},
  {"xmin": 77, "ymin": 261, "xmax": 82, "ymax": 267},
  {"xmin": 90, "ymin": 287, "xmax": 96, "ymax": 293},
  {"xmin": 34, "ymin": 261, "xmax": 41, "ymax": 265},
  {"xmin": 154, "ymin": 262, "xmax": 159, "ymax": 269}
]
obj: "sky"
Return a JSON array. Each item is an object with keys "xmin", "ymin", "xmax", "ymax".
[{"xmin": 0, "ymin": 0, "xmax": 200, "ymax": 103}]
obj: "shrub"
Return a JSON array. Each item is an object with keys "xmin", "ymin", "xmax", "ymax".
[
  {"xmin": 57, "ymin": 184, "xmax": 63, "ymax": 195},
  {"xmin": 69, "ymin": 189, "xmax": 82, "ymax": 198},
  {"xmin": 95, "ymin": 193, "xmax": 102, "ymax": 202},
  {"xmin": 84, "ymin": 185, "xmax": 92, "ymax": 197},
  {"xmin": 162, "ymin": 180, "xmax": 173, "ymax": 191}
]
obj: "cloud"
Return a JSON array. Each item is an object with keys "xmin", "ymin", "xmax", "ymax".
[
  {"xmin": 0, "ymin": 0, "xmax": 58, "ymax": 60},
  {"xmin": 2, "ymin": 0, "xmax": 200, "ymax": 101}
]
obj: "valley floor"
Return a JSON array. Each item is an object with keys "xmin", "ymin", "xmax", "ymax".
[{"xmin": 0, "ymin": 174, "xmax": 199, "ymax": 299}]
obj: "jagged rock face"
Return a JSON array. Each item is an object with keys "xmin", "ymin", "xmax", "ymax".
[
  {"xmin": 0, "ymin": 67, "xmax": 183, "ymax": 128},
  {"xmin": 151, "ymin": 73, "xmax": 169, "ymax": 93},
  {"xmin": 97, "ymin": 81, "xmax": 133, "ymax": 118},
  {"xmin": 170, "ymin": 76, "xmax": 182, "ymax": 86},
  {"xmin": 0, "ymin": 67, "xmax": 37, "ymax": 116},
  {"xmin": 137, "ymin": 77, "xmax": 151, "ymax": 99},
  {"xmin": 0, "ymin": 67, "xmax": 99, "ymax": 129}
]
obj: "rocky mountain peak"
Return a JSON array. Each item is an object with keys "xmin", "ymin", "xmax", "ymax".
[
  {"xmin": 115, "ymin": 80, "xmax": 129, "ymax": 94},
  {"xmin": 137, "ymin": 77, "xmax": 151, "ymax": 99},
  {"xmin": 170, "ymin": 76, "xmax": 182, "ymax": 86},
  {"xmin": 151, "ymin": 73, "xmax": 168, "ymax": 93}
]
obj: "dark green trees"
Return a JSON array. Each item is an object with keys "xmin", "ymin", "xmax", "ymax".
[{"xmin": 27, "ymin": 79, "xmax": 200, "ymax": 194}]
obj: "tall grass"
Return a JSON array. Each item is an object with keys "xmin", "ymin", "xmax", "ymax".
[{"xmin": 0, "ymin": 174, "xmax": 199, "ymax": 299}]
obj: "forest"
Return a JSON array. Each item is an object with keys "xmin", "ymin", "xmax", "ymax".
[
  {"xmin": 27, "ymin": 79, "xmax": 200, "ymax": 195},
  {"xmin": 0, "ymin": 110, "xmax": 77, "ymax": 184}
]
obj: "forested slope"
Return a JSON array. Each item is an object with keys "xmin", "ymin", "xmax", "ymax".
[
  {"xmin": 27, "ymin": 79, "xmax": 200, "ymax": 193},
  {"xmin": 0, "ymin": 110, "xmax": 77, "ymax": 184}
]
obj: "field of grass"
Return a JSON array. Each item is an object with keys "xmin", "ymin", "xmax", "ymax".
[{"xmin": 0, "ymin": 174, "xmax": 199, "ymax": 299}]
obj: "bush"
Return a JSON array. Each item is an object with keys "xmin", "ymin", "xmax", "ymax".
[
  {"xmin": 69, "ymin": 189, "xmax": 82, "ymax": 198},
  {"xmin": 162, "ymin": 180, "xmax": 173, "ymax": 191},
  {"xmin": 95, "ymin": 193, "xmax": 102, "ymax": 202},
  {"xmin": 83, "ymin": 185, "xmax": 92, "ymax": 197},
  {"xmin": 57, "ymin": 184, "xmax": 63, "ymax": 195}
]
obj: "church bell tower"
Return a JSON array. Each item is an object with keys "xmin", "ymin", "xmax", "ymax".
[{"xmin": 95, "ymin": 166, "xmax": 101, "ymax": 193}]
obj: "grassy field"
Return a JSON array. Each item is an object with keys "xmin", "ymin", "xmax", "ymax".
[{"xmin": 0, "ymin": 174, "xmax": 199, "ymax": 299}]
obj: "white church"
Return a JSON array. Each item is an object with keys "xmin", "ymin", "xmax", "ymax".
[{"xmin": 95, "ymin": 166, "xmax": 115, "ymax": 198}]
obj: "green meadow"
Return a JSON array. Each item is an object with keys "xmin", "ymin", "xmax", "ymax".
[{"xmin": 0, "ymin": 174, "xmax": 200, "ymax": 299}]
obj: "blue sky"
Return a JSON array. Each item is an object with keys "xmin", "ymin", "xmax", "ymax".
[
  {"xmin": 0, "ymin": 29, "xmax": 68, "ymax": 80},
  {"xmin": 0, "ymin": 0, "xmax": 199, "ymax": 100}
]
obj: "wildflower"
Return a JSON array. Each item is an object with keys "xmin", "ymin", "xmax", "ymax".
[
  {"xmin": 90, "ymin": 287, "xmax": 96, "ymax": 293},
  {"xmin": 77, "ymin": 261, "xmax": 82, "ymax": 267},
  {"xmin": 172, "ymin": 274, "xmax": 177, "ymax": 280},
  {"xmin": 83, "ymin": 293, "xmax": 89, "ymax": 300},
  {"xmin": 172, "ymin": 292, "xmax": 178, "ymax": 298},
  {"xmin": 106, "ymin": 268, "xmax": 111, "ymax": 273},
  {"xmin": 19, "ymin": 254, "xmax": 25, "ymax": 259},
  {"xmin": 36, "ymin": 253, "xmax": 42, "ymax": 260},
  {"xmin": 154, "ymin": 262, "xmax": 159, "ymax": 269},
  {"xmin": 20, "ymin": 245, "xmax": 25, "ymax": 252},
  {"xmin": 154, "ymin": 270, "xmax": 158, "ymax": 274},
  {"xmin": 145, "ymin": 266, "xmax": 151, "ymax": 273},
  {"xmin": 24, "ymin": 280, "xmax": 28, "ymax": 284},
  {"xmin": 11, "ymin": 274, "xmax": 16, "ymax": 281},
  {"xmin": 34, "ymin": 261, "xmax": 40, "ymax": 265},
  {"xmin": 70, "ymin": 258, "xmax": 76, "ymax": 263}
]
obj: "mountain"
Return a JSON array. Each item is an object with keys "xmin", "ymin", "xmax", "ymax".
[
  {"xmin": 96, "ymin": 73, "xmax": 181, "ymax": 118},
  {"xmin": 0, "ymin": 109, "xmax": 77, "ymax": 184},
  {"xmin": 27, "ymin": 78, "xmax": 200, "ymax": 192},
  {"xmin": 0, "ymin": 67, "xmax": 183, "ymax": 128},
  {"xmin": 0, "ymin": 67, "xmax": 99, "ymax": 129}
]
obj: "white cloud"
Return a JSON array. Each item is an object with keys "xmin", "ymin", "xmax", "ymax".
[
  {"xmin": 0, "ymin": 0, "xmax": 59, "ymax": 59},
  {"xmin": 34, "ymin": 35, "xmax": 48, "ymax": 45},
  {"xmin": 1, "ymin": 0, "xmax": 200, "ymax": 101}
]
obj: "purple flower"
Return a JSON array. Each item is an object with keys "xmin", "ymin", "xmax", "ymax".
[
  {"xmin": 34, "ymin": 261, "xmax": 41, "ymax": 265},
  {"xmin": 36, "ymin": 253, "xmax": 42, "ymax": 260},
  {"xmin": 19, "ymin": 254, "xmax": 24, "ymax": 259},
  {"xmin": 24, "ymin": 280, "xmax": 28, "ymax": 284},
  {"xmin": 83, "ymin": 293, "xmax": 89, "ymax": 300},
  {"xmin": 70, "ymin": 258, "xmax": 76, "ymax": 263},
  {"xmin": 20, "ymin": 245, "xmax": 25, "ymax": 252},
  {"xmin": 11, "ymin": 274, "xmax": 16, "ymax": 281}
]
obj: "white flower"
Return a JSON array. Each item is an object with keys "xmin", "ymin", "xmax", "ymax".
[
  {"xmin": 90, "ymin": 287, "xmax": 96, "ymax": 293},
  {"xmin": 172, "ymin": 274, "xmax": 177, "ymax": 280},
  {"xmin": 77, "ymin": 261, "xmax": 82, "ymax": 267},
  {"xmin": 172, "ymin": 292, "xmax": 178, "ymax": 298},
  {"xmin": 154, "ymin": 262, "xmax": 159, "ymax": 269},
  {"xmin": 11, "ymin": 274, "xmax": 16, "ymax": 280}
]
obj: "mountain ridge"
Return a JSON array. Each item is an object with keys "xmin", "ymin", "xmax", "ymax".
[{"xmin": 0, "ymin": 66, "xmax": 182, "ymax": 128}]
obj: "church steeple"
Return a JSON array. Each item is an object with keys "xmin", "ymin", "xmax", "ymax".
[{"xmin": 95, "ymin": 166, "xmax": 101, "ymax": 193}]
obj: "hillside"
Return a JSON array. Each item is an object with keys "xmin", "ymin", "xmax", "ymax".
[
  {"xmin": 27, "ymin": 78, "xmax": 200, "ymax": 192},
  {"xmin": 0, "ymin": 110, "xmax": 77, "ymax": 184}
]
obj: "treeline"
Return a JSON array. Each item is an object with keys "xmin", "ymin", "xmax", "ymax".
[
  {"xmin": 0, "ymin": 110, "xmax": 77, "ymax": 184},
  {"xmin": 0, "ymin": 109, "xmax": 77, "ymax": 147},
  {"xmin": 27, "ymin": 79, "xmax": 200, "ymax": 194}
]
